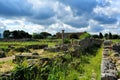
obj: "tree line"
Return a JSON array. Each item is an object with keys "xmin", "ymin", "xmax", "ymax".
[
  {"xmin": 92, "ymin": 32, "xmax": 120, "ymax": 39},
  {"xmin": 3, "ymin": 30, "xmax": 53, "ymax": 39},
  {"xmin": 3, "ymin": 30, "xmax": 120, "ymax": 39}
]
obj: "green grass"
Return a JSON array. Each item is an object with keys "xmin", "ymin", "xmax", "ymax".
[
  {"xmin": 111, "ymin": 39, "xmax": 120, "ymax": 43},
  {"xmin": 7, "ymin": 45, "xmax": 103, "ymax": 80},
  {"xmin": 80, "ymin": 46, "xmax": 103, "ymax": 80},
  {"xmin": 79, "ymin": 32, "xmax": 91, "ymax": 40},
  {"xmin": 0, "ymin": 39, "xmax": 103, "ymax": 80},
  {"xmin": 0, "ymin": 40, "xmax": 57, "ymax": 49},
  {"xmin": 47, "ymin": 46, "xmax": 103, "ymax": 80}
]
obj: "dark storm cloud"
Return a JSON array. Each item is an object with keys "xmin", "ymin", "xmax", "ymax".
[
  {"xmin": 0, "ymin": 0, "xmax": 32, "ymax": 17},
  {"xmin": 31, "ymin": 7, "xmax": 55, "ymax": 20},
  {"xmin": 93, "ymin": 15, "xmax": 117, "ymax": 24},
  {"xmin": 0, "ymin": 0, "xmax": 119, "ymax": 33},
  {"xmin": 0, "ymin": 0, "xmax": 55, "ymax": 20},
  {"xmin": 0, "ymin": 0, "xmax": 98, "ymax": 27},
  {"xmin": 60, "ymin": 0, "xmax": 97, "ymax": 14}
]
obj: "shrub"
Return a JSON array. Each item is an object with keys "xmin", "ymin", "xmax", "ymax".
[
  {"xmin": 14, "ymin": 47, "xmax": 29, "ymax": 52},
  {"xmin": 79, "ymin": 32, "xmax": 91, "ymax": 40},
  {"xmin": 64, "ymin": 39, "xmax": 71, "ymax": 44}
]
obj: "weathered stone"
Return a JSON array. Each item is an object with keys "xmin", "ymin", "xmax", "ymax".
[
  {"xmin": 60, "ymin": 45, "xmax": 68, "ymax": 51},
  {"xmin": 112, "ymin": 43, "xmax": 120, "ymax": 53},
  {"xmin": 113, "ymin": 53, "xmax": 120, "ymax": 57},
  {"xmin": 101, "ymin": 73, "xmax": 117, "ymax": 80},
  {"xmin": 101, "ymin": 40, "xmax": 118, "ymax": 80},
  {"xmin": 32, "ymin": 52, "xmax": 39, "ymax": 55},
  {"xmin": 14, "ymin": 53, "xmax": 40, "ymax": 63},
  {"xmin": 0, "ymin": 51, "xmax": 5, "ymax": 58},
  {"xmin": 44, "ymin": 47, "xmax": 59, "ymax": 52},
  {"xmin": 26, "ymin": 44, "xmax": 48, "ymax": 49}
]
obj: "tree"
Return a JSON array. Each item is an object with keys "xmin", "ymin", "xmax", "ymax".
[
  {"xmin": 79, "ymin": 32, "xmax": 91, "ymax": 39},
  {"xmin": 12, "ymin": 30, "xmax": 19, "ymax": 39},
  {"xmin": 3, "ymin": 30, "xmax": 10, "ymax": 38},
  {"xmin": 32, "ymin": 33, "xmax": 44, "ymax": 39},
  {"xmin": 92, "ymin": 34, "xmax": 99, "ymax": 38},
  {"xmin": 99, "ymin": 32, "xmax": 103, "ymax": 39},
  {"xmin": 40, "ymin": 32, "xmax": 52, "ymax": 39},
  {"xmin": 104, "ymin": 33, "xmax": 109, "ymax": 39},
  {"xmin": 3, "ymin": 30, "xmax": 32, "ymax": 39},
  {"xmin": 108, "ymin": 32, "xmax": 112, "ymax": 39},
  {"xmin": 112, "ymin": 34, "xmax": 119, "ymax": 39}
]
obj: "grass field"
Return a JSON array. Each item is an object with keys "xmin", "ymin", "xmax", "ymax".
[
  {"xmin": 80, "ymin": 46, "xmax": 103, "ymax": 80},
  {"xmin": 111, "ymin": 39, "xmax": 120, "ymax": 43},
  {"xmin": 0, "ymin": 40, "xmax": 58, "ymax": 49},
  {"xmin": 0, "ymin": 39, "xmax": 103, "ymax": 80}
]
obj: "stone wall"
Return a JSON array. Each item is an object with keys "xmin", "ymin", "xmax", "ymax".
[
  {"xmin": 112, "ymin": 43, "xmax": 120, "ymax": 53},
  {"xmin": 78, "ymin": 38, "xmax": 103, "ymax": 52},
  {"xmin": 101, "ymin": 40, "xmax": 118, "ymax": 80}
]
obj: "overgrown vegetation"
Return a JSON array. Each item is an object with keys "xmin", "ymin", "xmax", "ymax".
[
  {"xmin": 79, "ymin": 32, "xmax": 91, "ymax": 40},
  {"xmin": 0, "ymin": 40, "xmax": 57, "ymax": 49},
  {"xmin": 7, "ymin": 44, "xmax": 102, "ymax": 80}
]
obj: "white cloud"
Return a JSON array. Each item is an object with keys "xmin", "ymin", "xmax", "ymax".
[
  {"xmin": 94, "ymin": 0, "xmax": 120, "ymax": 17},
  {"xmin": 46, "ymin": 22, "xmax": 88, "ymax": 34},
  {"xmin": 1, "ymin": 0, "xmax": 120, "ymax": 35}
]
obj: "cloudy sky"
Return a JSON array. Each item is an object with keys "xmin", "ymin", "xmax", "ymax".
[{"xmin": 0, "ymin": 0, "xmax": 120, "ymax": 35}]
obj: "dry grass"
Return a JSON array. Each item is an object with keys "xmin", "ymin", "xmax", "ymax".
[
  {"xmin": 0, "ymin": 60, "xmax": 16, "ymax": 73},
  {"xmin": 30, "ymin": 49, "xmax": 44, "ymax": 54}
]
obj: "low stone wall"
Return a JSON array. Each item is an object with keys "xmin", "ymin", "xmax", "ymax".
[
  {"xmin": 101, "ymin": 40, "xmax": 118, "ymax": 80},
  {"xmin": 78, "ymin": 38, "xmax": 103, "ymax": 52},
  {"xmin": 26, "ymin": 44, "xmax": 48, "ymax": 49},
  {"xmin": 101, "ymin": 50, "xmax": 117, "ymax": 80},
  {"xmin": 112, "ymin": 43, "xmax": 120, "ymax": 53},
  {"xmin": 13, "ymin": 53, "xmax": 40, "ymax": 63}
]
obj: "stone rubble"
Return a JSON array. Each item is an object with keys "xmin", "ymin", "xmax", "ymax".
[{"xmin": 101, "ymin": 40, "xmax": 119, "ymax": 80}]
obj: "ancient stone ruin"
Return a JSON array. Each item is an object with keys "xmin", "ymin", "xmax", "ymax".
[{"xmin": 101, "ymin": 40, "xmax": 120, "ymax": 80}]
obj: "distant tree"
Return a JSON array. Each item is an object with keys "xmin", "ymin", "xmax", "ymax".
[
  {"xmin": 79, "ymin": 32, "xmax": 91, "ymax": 39},
  {"xmin": 108, "ymin": 32, "xmax": 112, "ymax": 39},
  {"xmin": 4, "ymin": 30, "xmax": 32, "ymax": 39},
  {"xmin": 119, "ymin": 35, "xmax": 120, "ymax": 39},
  {"xmin": 104, "ymin": 33, "xmax": 109, "ymax": 39},
  {"xmin": 32, "ymin": 33, "xmax": 44, "ymax": 39},
  {"xmin": 3, "ymin": 30, "xmax": 10, "ymax": 38},
  {"xmin": 12, "ymin": 30, "xmax": 19, "ymax": 39},
  {"xmin": 99, "ymin": 32, "xmax": 103, "ymax": 39},
  {"xmin": 92, "ymin": 34, "xmax": 99, "ymax": 38},
  {"xmin": 18, "ymin": 30, "xmax": 32, "ymax": 39},
  {"xmin": 52, "ymin": 34, "xmax": 56, "ymax": 39},
  {"xmin": 112, "ymin": 34, "xmax": 119, "ymax": 39},
  {"xmin": 40, "ymin": 32, "xmax": 52, "ymax": 39},
  {"xmin": 69, "ymin": 34, "xmax": 79, "ymax": 39}
]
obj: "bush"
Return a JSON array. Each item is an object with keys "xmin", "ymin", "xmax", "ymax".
[
  {"xmin": 79, "ymin": 32, "xmax": 91, "ymax": 40},
  {"xmin": 26, "ymin": 44, "xmax": 48, "ymax": 49},
  {"xmin": 11, "ymin": 60, "xmax": 50, "ymax": 80},
  {"xmin": 64, "ymin": 39, "xmax": 71, "ymax": 44},
  {"xmin": 14, "ymin": 47, "xmax": 29, "ymax": 52}
]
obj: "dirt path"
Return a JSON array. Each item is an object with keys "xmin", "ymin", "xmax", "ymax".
[{"xmin": 0, "ymin": 56, "xmax": 15, "ymax": 62}]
